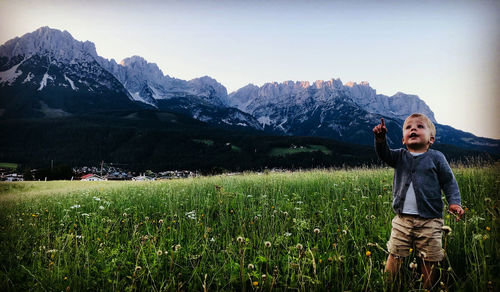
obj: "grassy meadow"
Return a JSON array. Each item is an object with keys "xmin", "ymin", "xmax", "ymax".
[{"xmin": 0, "ymin": 166, "xmax": 498, "ymax": 291}]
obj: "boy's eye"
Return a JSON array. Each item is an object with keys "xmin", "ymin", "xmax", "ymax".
[{"xmin": 418, "ymin": 125, "xmax": 424, "ymax": 128}]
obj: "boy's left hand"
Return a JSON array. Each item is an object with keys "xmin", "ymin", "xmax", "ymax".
[{"xmin": 448, "ymin": 204, "xmax": 465, "ymax": 221}]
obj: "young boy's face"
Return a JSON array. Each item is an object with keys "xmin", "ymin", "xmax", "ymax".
[{"xmin": 402, "ymin": 117, "xmax": 435, "ymax": 152}]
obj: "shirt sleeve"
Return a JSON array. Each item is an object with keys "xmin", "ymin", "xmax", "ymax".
[
  {"xmin": 436, "ymin": 151, "xmax": 461, "ymax": 206},
  {"xmin": 374, "ymin": 138, "xmax": 399, "ymax": 168}
]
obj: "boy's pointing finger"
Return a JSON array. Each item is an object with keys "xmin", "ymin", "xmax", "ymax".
[{"xmin": 381, "ymin": 118, "xmax": 385, "ymax": 126}]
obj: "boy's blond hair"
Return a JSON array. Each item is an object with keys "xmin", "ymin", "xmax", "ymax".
[{"xmin": 403, "ymin": 113, "xmax": 436, "ymax": 138}]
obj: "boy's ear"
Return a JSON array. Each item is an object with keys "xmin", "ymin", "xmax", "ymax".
[
  {"xmin": 429, "ymin": 136, "xmax": 435, "ymax": 145},
  {"xmin": 402, "ymin": 137, "xmax": 406, "ymax": 145}
]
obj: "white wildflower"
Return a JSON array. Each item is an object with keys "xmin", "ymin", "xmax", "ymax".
[
  {"xmin": 185, "ymin": 210, "xmax": 197, "ymax": 220},
  {"xmin": 441, "ymin": 226, "xmax": 452, "ymax": 236}
]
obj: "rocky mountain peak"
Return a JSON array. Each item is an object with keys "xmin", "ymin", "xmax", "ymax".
[
  {"xmin": 120, "ymin": 56, "xmax": 161, "ymax": 72},
  {"xmin": 387, "ymin": 92, "xmax": 436, "ymax": 122},
  {"xmin": 0, "ymin": 26, "xmax": 98, "ymax": 62},
  {"xmin": 345, "ymin": 81, "xmax": 377, "ymax": 101},
  {"xmin": 117, "ymin": 55, "xmax": 167, "ymax": 85},
  {"xmin": 188, "ymin": 76, "xmax": 229, "ymax": 106},
  {"xmin": 227, "ymin": 83, "xmax": 260, "ymax": 112},
  {"xmin": 314, "ymin": 78, "xmax": 344, "ymax": 89}
]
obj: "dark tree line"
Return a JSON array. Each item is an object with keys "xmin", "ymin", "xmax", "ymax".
[{"xmin": 1, "ymin": 111, "xmax": 493, "ymax": 175}]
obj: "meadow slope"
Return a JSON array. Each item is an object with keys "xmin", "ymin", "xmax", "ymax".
[{"xmin": 0, "ymin": 167, "xmax": 498, "ymax": 291}]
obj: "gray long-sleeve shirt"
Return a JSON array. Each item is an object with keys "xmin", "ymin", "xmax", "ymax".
[{"xmin": 375, "ymin": 139, "xmax": 461, "ymax": 218}]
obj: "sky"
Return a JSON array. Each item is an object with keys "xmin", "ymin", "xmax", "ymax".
[{"xmin": 0, "ymin": 0, "xmax": 499, "ymax": 139}]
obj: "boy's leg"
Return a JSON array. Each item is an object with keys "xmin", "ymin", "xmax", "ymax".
[
  {"xmin": 386, "ymin": 215, "xmax": 412, "ymax": 286},
  {"xmin": 385, "ymin": 253, "xmax": 403, "ymax": 279},
  {"xmin": 421, "ymin": 260, "xmax": 437, "ymax": 289},
  {"xmin": 385, "ymin": 253, "xmax": 404, "ymax": 291},
  {"xmin": 414, "ymin": 217, "xmax": 444, "ymax": 290}
]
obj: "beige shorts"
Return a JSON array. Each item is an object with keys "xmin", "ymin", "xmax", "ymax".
[{"xmin": 387, "ymin": 214, "xmax": 444, "ymax": 262}]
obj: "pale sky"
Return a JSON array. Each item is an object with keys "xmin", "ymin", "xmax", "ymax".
[{"xmin": 1, "ymin": 0, "xmax": 499, "ymax": 139}]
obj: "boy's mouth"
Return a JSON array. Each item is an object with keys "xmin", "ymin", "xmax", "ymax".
[{"xmin": 409, "ymin": 133, "xmax": 418, "ymax": 138}]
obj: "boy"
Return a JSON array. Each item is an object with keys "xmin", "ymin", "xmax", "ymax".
[{"xmin": 373, "ymin": 114, "xmax": 464, "ymax": 289}]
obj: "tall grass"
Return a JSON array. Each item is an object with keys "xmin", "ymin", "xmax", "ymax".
[{"xmin": 0, "ymin": 166, "xmax": 498, "ymax": 291}]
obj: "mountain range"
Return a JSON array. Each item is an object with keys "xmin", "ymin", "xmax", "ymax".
[{"xmin": 0, "ymin": 27, "xmax": 498, "ymax": 170}]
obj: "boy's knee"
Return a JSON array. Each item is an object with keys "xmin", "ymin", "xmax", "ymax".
[{"xmin": 385, "ymin": 254, "xmax": 404, "ymax": 273}]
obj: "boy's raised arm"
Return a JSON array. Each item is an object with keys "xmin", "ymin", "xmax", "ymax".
[
  {"xmin": 373, "ymin": 118, "xmax": 387, "ymax": 142},
  {"xmin": 373, "ymin": 118, "xmax": 398, "ymax": 167}
]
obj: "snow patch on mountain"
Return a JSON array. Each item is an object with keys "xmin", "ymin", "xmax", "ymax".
[
  {"xmin": 130, "ymin": 91, "xmax": 156, "ymax": 107},
  {"xmin": 64, "ymin": 74, "xmax": 78, "ymax": 90},
  {"xmin": 38, "ymin": 73, "xmax": 54, "ymax": 91},
  {"xmin": 257, "ymin": 116, "xmax": 272, "ymax": 127},
  {"xmin": 22, "ymin": 72, "xmax": 35, "ymax": 83},
  {"xmin": 0, "ymin": 61, "xmax": 23, "ymax": 85}
]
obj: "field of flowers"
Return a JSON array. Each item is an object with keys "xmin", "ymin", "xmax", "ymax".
[{"xmin": 0, "ymin": 166, "xmax": 498, "ymax": 291}]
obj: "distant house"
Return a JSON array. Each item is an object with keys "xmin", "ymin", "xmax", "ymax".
[
  {"xmin": 106, "ymin": 172, "xmax": 132, "ymax": 180},
  {"xmin": 81, "ymin": 174, "xmax": 106, "ymax": 181},
  {"xmin": 132, "ymin": 175, "xmax": 155, "ymax": 181},
  {"xmin": 2, "ymin": 173, "xmax": 24, "ymax": 182},
  {"xmin": 157, "ymin": 170, "xmax": 197, "ymax": 179}
]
